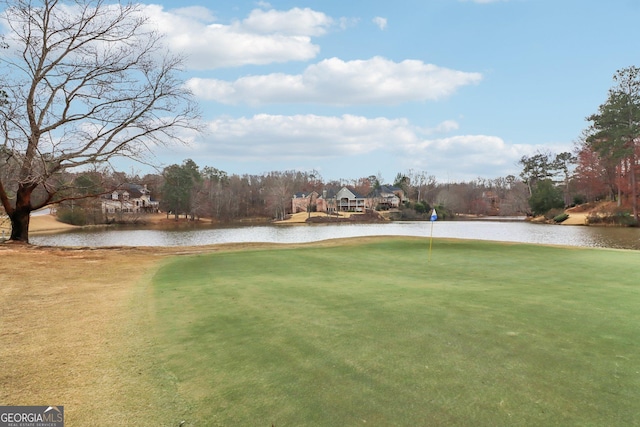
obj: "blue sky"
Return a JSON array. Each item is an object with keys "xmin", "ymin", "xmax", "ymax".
[{"xmin": 20, "ymin": 1, "xmax": 640, "ymax": 183}]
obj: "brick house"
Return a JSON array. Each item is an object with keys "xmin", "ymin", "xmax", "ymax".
[{"xmin": 292, "ymin": 185, "xmax": 405, "ymax": 214}]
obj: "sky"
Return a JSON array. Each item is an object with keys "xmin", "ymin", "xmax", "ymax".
[{"xmin": 12, "ymin": 0, "xmax": 640, "ymax": 184}]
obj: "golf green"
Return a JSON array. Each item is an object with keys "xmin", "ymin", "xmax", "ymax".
[{"xmin": 150, "ymin": 238, "xmax": 640, "ymax": 426}]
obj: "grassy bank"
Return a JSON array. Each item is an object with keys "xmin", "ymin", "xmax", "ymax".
[{"xmin": 149, "ymin": 238, "xmax": 640, "ymax": 426}]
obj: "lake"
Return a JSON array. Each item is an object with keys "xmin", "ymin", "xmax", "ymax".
[{"xmin": 30, "ymin": 220, "xmax": 640, "ymax": 250}]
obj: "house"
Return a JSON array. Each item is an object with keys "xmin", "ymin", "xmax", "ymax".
[
  {"xmin": 101, "ymin": 184, "xmax": 159, "ymax": 214},
  {"xmin": 292, "ymin": 188, "xmax": 342, "ymax": 214},
  {"xmin": 292, "ymin": 191, "xmax": 321, "ymax": 213},
  {"xmin": 335, "ymin": 187, "xmax": 366, "ymax": 212},
  {"xmin": 370, "ymin": 185, "xmax": 403, "ymax": 210},
  {"xmin": 291, "ymin": 186, "xmax": 403, "ymax": 214}
]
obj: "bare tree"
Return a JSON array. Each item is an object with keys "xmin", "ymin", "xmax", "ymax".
[
  {"xmin": 264, "ymin": 172, "xmax": 295, "ymax": 221},
  {"xmin": 199, "ymin": 166, "xmax": 229, "ymax": 220},
  {"xmin": 406, "ymin": 169, "xmax": 437, "ymax": 204},
  {"xmin": 0, "ymin": 0, "xmax": 200, "ymax": 243}
]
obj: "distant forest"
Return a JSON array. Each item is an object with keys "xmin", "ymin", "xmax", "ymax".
[{"xmin": 48, "ymin": 140, "xmax": 634, "ymax": 227}]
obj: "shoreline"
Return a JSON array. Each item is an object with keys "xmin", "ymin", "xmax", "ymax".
[
  {"xmin": 0, "ymin": 205, "xmax": 623, "ymax": 240},
  {"xmin": 1, "ymin": 214, "xmax": 79, "ymax": 237}
]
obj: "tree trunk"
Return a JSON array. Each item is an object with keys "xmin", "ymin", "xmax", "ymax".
[
  {"xmin": 9, "ymin": 209, "xmax": 31, "ymax": 243},
  {"xmin": 631, "ymin": 154, "xmax": 639, "ymax": 223},
  {"xmin": 8, "ymin": 187, "xmax": 34, "ymax": 243},
  {"xmin": 617, "ymin": 164, "xmax": 622, "ymax": 206}
]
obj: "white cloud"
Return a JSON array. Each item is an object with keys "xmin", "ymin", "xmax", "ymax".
[
  {"xmin": 186, "ymin": 57, "xmax": 482, "ymax": 105},
  {"xmin": 142, "ymin": 5, "xmax": 333, "ymax": 69},
  {"xmin": 402, "ymin": 135, "xmax": 516, "ymax": 164},
  {"xmin": 169, "ymin": 6, "xmax": 217, "ymax": 22},
  {"xmin": 166, "ymin": 113, "xmax": 551, "ymax": 181},
  {"xmin": 397, "ymin": 135, "xmax": 551, "ymax": 180},
  {"xmin": 432, "ymin": 120, "xmax": 460, "ymax": 133},
  {"xmin": 196, "ymin": 114, "xmax": 420, "ymax": 160},
  {"xmin": 372, "ymin": 16, "xmax": 387, "ymax": 30},
  {"xmin": 338, "ymin": 17, "xmax": 360, "ymax": 31},
  {"xmin": 242, "ymin": 7, "xmax": 334, "ymax": 36}
]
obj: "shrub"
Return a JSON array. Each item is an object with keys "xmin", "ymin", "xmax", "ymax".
[
  {"xmin": 57, "ymin": 208, "xmax": 88, "ymax": 226},
  {"xmin": 553, "ymin": 213, "xmax": 569, "ymax": 223},
  {"xmin": 529, "ymin": 180, "xmax": 564, "ymax": 216},
  {"xmin": 612, "ymin": 210, "xmax": 638, "ymax": 226},
  {"xmin": 573, "ymin": 194, "xmax": 586, "ymax": 206},
  {"xmin": 587, "ymin": 208, "xmax": 638, "ymax": 226},
  {"xmin": 398, "ymin": 208, "xmax": 421, "ymax": 220},
  {"xmin": 544, "ymin": 208, "xmax": 565, "ymax": 220},
  {"xmin": 414, "ymin": 201, "xmax": 428, "ymax": 214}
]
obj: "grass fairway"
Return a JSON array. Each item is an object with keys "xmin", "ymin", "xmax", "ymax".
[{"xmin": 150, "ymin": 238, "xmax": 640, "ymax": 426}]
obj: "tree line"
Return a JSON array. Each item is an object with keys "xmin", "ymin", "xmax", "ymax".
[{"xmin": 46, "ymin": 161, "xmax": 530, "ymax": 225}]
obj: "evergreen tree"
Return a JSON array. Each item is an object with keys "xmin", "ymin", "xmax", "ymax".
[{"xmin": 586, "ymin": 66, "xmax": 640, "ymax": 223}]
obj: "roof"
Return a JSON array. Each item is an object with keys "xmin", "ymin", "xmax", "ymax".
[
  {"xmin": 369, "ymin": 185, "xmax": 402, "ymax": 198},
  {"xmin": 380, "ymin": 185, "xmax": 402, "ymax": 193},
  {"xmin": 336, "ymin": 186, "xmax": 365, "ymax": 199},
  {"xmin": 103, "ymin": 183, "xmax": 152, "ymax": 200},
  {"xmin": 293, "ymin": 191, "xmax": 319, "ymax": 199}
]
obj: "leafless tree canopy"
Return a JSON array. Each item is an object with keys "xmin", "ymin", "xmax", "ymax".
[
  {"xmin": 0, "ymin": 0, "xmax": 199, "ymax": 205},
  {"xmin": 0, "ymin": 0, "xmax": 200, "ymax": 241}
]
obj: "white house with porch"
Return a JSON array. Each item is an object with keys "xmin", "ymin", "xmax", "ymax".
[
  {"xmin": 101, "ymin": 184, "xmax": 159, "ymax": 214},
  {"xmin": 335, "ymin": 187, "xmax": 366, "ymax": 212}
]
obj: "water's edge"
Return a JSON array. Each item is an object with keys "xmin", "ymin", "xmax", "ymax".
[{"xmin": 29, "ymin": 221, "xmax": 640, "ymax": 251}]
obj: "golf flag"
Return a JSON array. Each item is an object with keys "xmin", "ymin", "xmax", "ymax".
[{"xmin": 428, "ymin": 208, "xmax": 437, "ymax": 262}]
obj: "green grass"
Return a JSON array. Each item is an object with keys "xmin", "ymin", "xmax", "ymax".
[{"xmin": 149, "ymin": 238, "xmax": 640, "ymax": 426}]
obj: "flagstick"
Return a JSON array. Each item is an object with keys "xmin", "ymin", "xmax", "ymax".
[
  {"xmin": 428, "ymin": 219, "xmax": 434, "ymax": 262},
  {"xmin": 428, "ymin": 208, "xmax": 437, "ymax": 262}
]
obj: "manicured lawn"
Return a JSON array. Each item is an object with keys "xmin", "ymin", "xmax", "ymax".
[{"xmin": 150, "ymin": 238, "xmax": 640, "ymax": 426}]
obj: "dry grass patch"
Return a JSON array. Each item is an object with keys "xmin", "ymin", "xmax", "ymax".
[{"xmin": 0, "ymin": 245, "xmax": 174, "ymax": 426}]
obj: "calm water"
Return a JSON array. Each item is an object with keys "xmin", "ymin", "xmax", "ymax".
[{"xmin": 30, "ymin": 221, "xmax": 640, "ymax": 250}]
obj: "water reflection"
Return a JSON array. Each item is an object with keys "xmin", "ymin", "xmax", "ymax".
[{"xmin": 29, "ymin": 221, "xmax": 640, "ymax": 250}]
